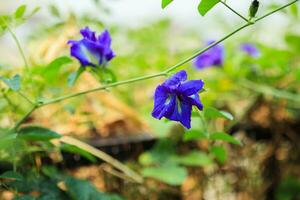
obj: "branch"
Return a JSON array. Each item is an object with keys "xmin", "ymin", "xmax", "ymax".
[
  {"xmin": 0, "ymin": 18, "xmax": 29, "ymax": 69},
  {"xmin": 220, "ymin": 1, "xmax": 249, "ymax": 22}
]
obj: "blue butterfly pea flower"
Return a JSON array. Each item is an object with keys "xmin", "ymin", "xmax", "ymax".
[
  {"xmin": 68, "ymin": 27, "xmax": 115, "ymax": 67},
  {"xmin": 193, "ymin": 40, "xmax": 224, "ymax": 70},
  {"xmin": 240, "ymin": 43, "xmax": 260, "ymax": 57},
  {"xmin": 152, "ymin": 70, "xmax": 204, "ymax": 129}
]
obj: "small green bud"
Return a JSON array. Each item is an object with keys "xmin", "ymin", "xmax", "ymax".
[{"xmin": 249, "ymin": 0, "xmax": 259, "ymax": 18}]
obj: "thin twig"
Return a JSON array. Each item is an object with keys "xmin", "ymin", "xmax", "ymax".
[
  {"xmin": 220, "ymin": 1, "xmax": 249, "ymax": 22},
  {"xmin": 0, "ymin": 18, "xmax": 29, "ymax": 69},
  {"xmin": 17, "ymin": 91, "xmax": 35, "ymax": 105}
]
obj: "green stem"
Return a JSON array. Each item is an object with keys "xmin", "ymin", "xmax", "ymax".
[
  {"xmin": 164, "ymin": 23, "xmax": 252, "ymax": 73},
  {"xmin": 17, "ymin": 91, "xmax": 35, "ymax": 105},
  {"xmin": 13, "ymin": 104, "xmax": 37, "ymax": 130},
  {"xmin": 255, "ymin": 0, "xmax": 299, "ymax": 22},
  {"xmin": 220, "ymin": 1, "xmax": 249, "ymax": 22},
  {"xmin": 0, "ymin": 18, "xmax": 29, "ymax": 69},
  {"xmin": 43, "ymin": 72, "xmax": 167, "ymax": 105}
]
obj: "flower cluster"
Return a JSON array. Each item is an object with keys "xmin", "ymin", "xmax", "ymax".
[
  {"xmin": 68, "ymin": 27, "xmax": 115, "ymax": 67},
  {"xmin": 67, "ymin": 28, "xmax": 261, "ymax": 129},
  {"xmin": 152, "ymin": 70, "xmax": 204, "ymax": 129}
]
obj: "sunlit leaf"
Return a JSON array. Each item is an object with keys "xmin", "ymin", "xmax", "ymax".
[
  {"xmin": 14, "ymin": 5, "xmax": 27, "ymax": 19},
  {"xmin": 162, "ymin": 0, "xmax": 173, "ymax": 9},
  {"xmin": 183, "ymin": 129, "xmax": 208, "ymax": 141},
  {"xmin": 60, "ymin": 143, "xmax": 97, "ymax": 163},
  {"xmin": 68, "ymin": 66, "xmax": 85, "ymax": 87},
  {"xmin": 210, "ymin": 132, "xmax": 242, "ymax": 146},
  {"xmin": 142, "ymin": 165, "xmax": 187, "ymax": 186},
  {"xmin": 210, "ymin": 146, "xmax": 227, "ymax": 164},
  {"xmin": 45, "ymin": 56, "xmax": 72, "ymax": 83},
  {"xmin": 18, "ymin": 126, "xmax": 62, "ymax": 141},
  {"xmin": 204, "ymin": 107, "xmax": 234, "ymax": 121},
  {"xmin": 173, "ymin": 151, "xmax": 212, "ymax": 166},
  {"xmin": 198, "ymin": 0, "xmax": 220, "ymax": 16}
]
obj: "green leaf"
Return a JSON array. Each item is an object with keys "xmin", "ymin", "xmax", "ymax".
[
  {"xmin": 210, "ymin": 146, "xmax": 227, "ymax": 164},
  {"xmin": 45, "ymin": 56, "xmax": 72, "ymax": 83},
  {"xmin": 0, "ymin": 130, "xmax": 17, "ymax": 149},
  {"xmin": 204, "ymin": 107, "xmax": 234, "ymax": 121},
  {"xmin": 68, "ymin": 66, "xmax": 85, "ymax": 87},
  {"xmin": 18, "ymin": 126, "xmax": 62, "ymax": 141},
  {"xmin": 28, "ymin": 7, "xmax": 40, "ymax": 18},
  {"xmin": 49, "ymin": 5, "xmax": 60, "ymax": 18},
  {"xmin": 198, "ymin": 0, "xmax": 220, "ymax": 16},
  {"xmin": 13, "ymin": 195, "xmax": 36, "ymax": 200},
  {"xmin": 138, "ymin": 139, "xmax": 176, "ymax": 166},
  {"xmin": 0, "ymin": 74, "xmax": 21, "ymax": 91},
  {"xmin": 173, "ymin": 151, "xmax": 212, "ymax": 166},
  {"xmin": 162, "ymin": 0, "xmax": 173, "ymax": 9},
  {"xmin": 60, "ymin": 143, "xmax": 97, "ymax": 163},
  {"xmin": 183, "ymin": 129, "xmax": 208, "ymax": 141},
  {"xmin": 290, "ymin": 4, "xmax": 298, "ymax": 18},
  {"xmin": 142, "ymin": 165, "xmax": 187, "ymax": 186},
  {"xmin": 14, "ymin": 5, "xmax": 27, "ymax": 18},
  {"xmin": 210, "ymin": 132, "xmax": 242, "ymax": 146},
  {"xmin": 64, "ymin": 176, "xmax": 122, "ymax": 200},
  {"xmin": 0, "ymin": 171, "xmax": 23, "ymax": 181}
]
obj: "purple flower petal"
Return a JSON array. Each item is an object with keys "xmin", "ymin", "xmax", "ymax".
[
  {"xmin": 178, "ymin": 80, "xmax": 204, "ymax": 96},
  {"xmin": 152, "ymin": 86, "xmax": 176, "ymax": 119},
  {"xmin": 80, "ymin": 27, "xmax": 96, "ymax": 41},
  {"xmin": 163, "ymin": 70, "xmax": 187, "ymax": 89},
  {"xmin": 240, "ymin": 43, "xmax": 260, "ymax": 57},
  {"xmin": 167, "ymin": 99, "xmax": 192, "ymax": 129},
  {"xmin": 193, "ymin": 40, "xmax": 224, "ymax": 70},
  {"xmin": 68, "ymin": 27, "xmax": 115, "ymax": 67},
  {"xmin": 151, "ymin": 70, "xmax": 204, "ymax": 129}
]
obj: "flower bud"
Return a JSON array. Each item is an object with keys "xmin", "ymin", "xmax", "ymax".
[{"xmin": 249, "ymin": 0, "xmax": 259, "ymax": 18}]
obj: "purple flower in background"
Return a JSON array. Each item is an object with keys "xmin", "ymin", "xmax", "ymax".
[
  {"xmin": 240, "ymin": 43, "xmax": 260, "ymax": 57},
  {"xmin": 193, "ymin": 40, "xmax": 224, "ymax": 70},
  {"xmin": 68, "ymin": 27, "xmax": 115, "ymax": 67},
  {"xmin": 152, "ymin": 70, "xmax": 204, "ymax": 129}
]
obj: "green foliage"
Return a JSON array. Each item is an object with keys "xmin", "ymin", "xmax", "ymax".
[
  {"xmin": 65, "ymin": 176, "xmax": 123, "ymax": 200},
  {"xmin": 67, "ymin": 67, "xmax": 85, "ymax": 87},
  {"xmin": 60, "ymin": 143, "xmax": 97, "ymax": 162},
  {"xmin": 276, "ymin": 177, "xmax": 300, "ymax": 200},
  {"xmin": 0, "ymin": 171, "xmax": 23, "ymax": 181},
  {"xmin": 198, "ymin": 0, "xmax": 220, "ymax": 16},
  {"xmin": 139, "ymin": 139, "xmax": 212, "ymax": 185},
  {"xmin": 162, "ymin": 0, "xmax": 173, "ymax": 9},
  {"xmin": 14, "ymin": 5, "xmax": 27, "ymax": 19},
  {"xmin": 49, "ymin": 5, "xmax": 60, "ymax": 18},
  {"xmin": 45, "ymin": 56, "xmax": 73, "ymax": 84},
  {"xmin": 210, "ymin": 145, "xmax": 227, "ymax": 164},
  {"xmin": 17, "ymin": 126, "xmax": 62, "ymax": 141},
  {"xmin": 204, "ymin": 107, "xmax": 234, "ymax": 121},
  {"xmin": 183, "ymin": 129, "xmax": 208, "ymax": 141},
  {"xmin": 173, "ymin": 151, "xmax": 212, "ymax": 166},
  {"xmin": 5, "ymin": 168, "xmax": 122, "ymax": 200},
  {"xmin": 210, "ymin": 132, "xmax": 242, "ymax": 146},
  {"xmin": 141, "ymin": 165, "xmax": 187, "ymax": 186}
]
